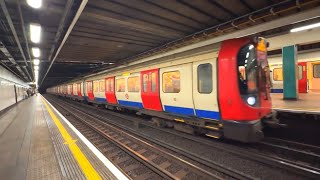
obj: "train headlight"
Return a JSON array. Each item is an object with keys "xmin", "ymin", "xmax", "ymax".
[{"xmin": 247, "ymin": 96, "xmax": 256, "ymax": 106}]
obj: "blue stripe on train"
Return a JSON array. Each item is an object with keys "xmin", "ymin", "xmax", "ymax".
[
  {"xmin": 195, "ymin": 109, "xmax": 220, "ymax": 120},
  {"xmin": 164, "ymin": 105, "xmax": 194, "ymax": 116},
  {"xmin": 95, "ymin": 97, "xmax": 106, "ymax": 103},
  {"xmin": 164, "ymin": 105, "xmax": 220, "ymax": 120},
  {"xmin": 271, "ymin": 89, "xmax": 283, "ymax": 93},
  {"xmin": 118, "ymin": 100, "xmax": 143, "ymax": 108}
]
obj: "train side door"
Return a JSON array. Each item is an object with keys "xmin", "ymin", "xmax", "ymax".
[
  {"xmin": 105, "ymin": 77, "xmax": 117, "ymax": 104},
  {"xmin": 298, "ymin": 62, "xmax": 307, "ymax": 93},
  {"xmin": 86, "ymin": 81, "xmax": 94, "ymax": 100},
  {"xmin": 192, "ymin": 60, "xmax": 220, "ymax": 120},
  {"xmin": 141, "ymin": 69, "xmax": 162, "ymax": 111},
  {"xmin": 160, "ymin": 64, "xmax": 195, "ymax": 116}
]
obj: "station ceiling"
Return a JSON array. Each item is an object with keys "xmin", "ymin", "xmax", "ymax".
[{"xmin": 0, "ymin": 0, "xmax": 320, "ymax": 90}]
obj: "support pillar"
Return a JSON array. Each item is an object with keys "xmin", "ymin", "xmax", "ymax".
[{"xmin": 282, "ymin": 45, "xmax": 298, "ymax": 100}]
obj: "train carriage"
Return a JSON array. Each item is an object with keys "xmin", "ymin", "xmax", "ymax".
[
  {"xmin": 47, "ymin": 37, "xmax": 272, "ymax": 142},
  {"xmin": 270, "ymin": 61, "xmax": 320, "ymax": 93}
]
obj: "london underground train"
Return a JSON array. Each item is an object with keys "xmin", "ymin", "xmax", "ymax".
[{"xmin": 47, "ymin": 37, "xmax": 272, "ymax": 143}]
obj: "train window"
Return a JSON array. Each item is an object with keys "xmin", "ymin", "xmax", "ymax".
[
  {"xmin": 106, "ymin": 79, "xmax": 114, "ymax": 92},
  {"xmin": 298, "ymin": 65, "xmax": 303, "ymax": 80},
  {"xmin": 94, "ymin": 81, "xmax": 99, "ymax": 92},
  {"xmin": 128, "ymin": 76, "xmax": 140, "ymax": 92},
  {"xmin": 116, "ymin": 78, "xmax": 125, "ymax": 92},
  {"xmin": 314, "ymin": 64, "xmax": 320, "ymax": 78},
  {"xmin": 77, "ymin": 83, "xmax": 81, "ymax": 92},
  {"xmin": 273, "ymin": 68, "xmax": 283, "ymax": 81},
  {"xmin": 198, "ymin": 63, "xmax": 212, "ymax": 94},
  {"xmin": 151, "ymin": 72, "xmax": 156, "ymax": 92},
  {"xmin": 73, "ymin": 84, "xmax": 77, "ymax": 93},
  {"xmin": 143, "ymin": 74, "xmax": 148, "ymax": 92},
  {"xmin": 237, "ymin": 44, "xmax": 258, "ymax": 95},
  {"xmin": 99, "ymin": 81, "xmax": 105, "ymax": 92},
  {"xmin": 106, "ymin": 79, "xmax": 110, "ymax": 92},
  {"xmin": 87, "ymin": 82, "xmax": 92, "ymax": 92},
  {"xmin": 163, "ymin": 71, "xmax": 180, "ymax": 93}
]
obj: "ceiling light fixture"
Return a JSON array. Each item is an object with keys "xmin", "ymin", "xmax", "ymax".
[
  {"xmin": 32, "ymin": 47, "xmax": 40, "ymax": 58},
  {"xmin": 30, "ymin": 23, "xmax": 41, "ymax": 43},
  {"xmin": 34, "ymin": 65, "xmax": 39, "ymax": 71},
  {"xmin": 290, "ymin": 22, "xmax": 320, "ymax": 33},
  {"xmin": 34, "ymin": 59, "xmax": 40, "ymax": 65},
  {"xmin": 27, "ymin": 0, "xmax": 42, "ymax": 9}
]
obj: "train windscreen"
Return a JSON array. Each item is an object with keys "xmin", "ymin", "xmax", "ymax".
[{"xmin": 237, "ymin": 44, "xmax": 258, "ymax": 95}]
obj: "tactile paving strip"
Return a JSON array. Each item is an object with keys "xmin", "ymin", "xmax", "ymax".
[{"xmin": 41, "ymin": 100, "xmax": 116, "ymax": 180}]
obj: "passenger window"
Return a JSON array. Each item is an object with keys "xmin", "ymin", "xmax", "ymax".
[
  {"xmin": 314, "ymin": 64, "xmax": 320, "ymax": 78},
  {"xmin": 109, "ymin": 79, "xmax": 114, "ymax": 92},
  {"xmin": 116, "ymin": 78, "xmax": 125, "ymax": 92},
  {"xmin": 93, "ymin": 81, "xmax": 99, "ymax": 92},
  {"xmin": 77, "ymin": 84, "xmax": 81, "ymax": 92},
  {"xmin": 87, "ymin": 82, "xmax": 92, "ymax": 92},
  {"xmin": 151, "ymin": 72, "xmax": 156, "ymax": 92},
  {"xmin": 273, "ymin": 68, "xmax": 283, "ymax": 81},
  {"xmin": 99, "ymin": 81, "xmax": 105, "ymax": 92},
  {"xmin": 163, "ymin": 71, "xmax": 180, "ymax": 93},
  {"xmin": 106, "ymin": 79, "xmax": 114, "ymax": 92},
  {"xmin": 143, "ymin": 74, "xmax": 148, "ymax": 92},
  {"xmin": 298, "ymin": 65, "xmax": 303, "ymax": 80},
  {"xmin": 73, "ymin": 84, "xmax": 77, "ymax": 93},
  {"xmin": 198, "ymin": 63, "xmax": 212, "ymax": 94},
  {"xmin": 106, "ymin": 79, "xmax": 110, "ymax": 92},
  {"xmin": 128, "ymin": 76, "xmax": 140, "ymax": 92}
]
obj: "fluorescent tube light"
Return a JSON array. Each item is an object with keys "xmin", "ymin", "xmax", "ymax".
[
  {"xmin": 290, "ymin": 22, "xmax": 320, "ymax": 33},
  {"xmin": 34, "ymin": 65, "xmax": 39, "ymax": 71},
  {"xmin": 27, "ymin": 0, "xmax": 42, "ymax": 9},
  {"xmin": 30, "ymin": 23, "xmax": 41, "ymax": 43},
  {"xmin": 34, "ymin": 59, "xmax": 40, "ymax": 65},
  {"xmin": 32, "ymin": 47, "xmax": 40, "ymax": 58}
]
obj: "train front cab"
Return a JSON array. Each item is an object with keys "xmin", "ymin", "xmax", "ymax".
[{"xmin": 218, "ymin": 37, "xmax": 272, "ymax": 142}]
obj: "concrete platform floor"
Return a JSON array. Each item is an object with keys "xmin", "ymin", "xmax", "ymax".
[
  {"xmin": 0, "ymin": 96, "xmax": 121, "ymax": 180},
  {"xmin": 271, "ymin": 92, "xmax": 320, "ymax": 112}
]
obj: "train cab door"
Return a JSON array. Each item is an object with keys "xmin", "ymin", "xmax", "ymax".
[
  {"xmin": 298, "ymin": 62, "xmax": 308, "ymax": 93},
  {"xmin": 192, "ymin": 60, "xmax": 220, "ymax": 120},
  {"xmin": 105, "ymin": 77, "xmax": 117, "ymax": 104},
  {"xmin": 140, "ymin": 69, "xmax": 162, "ymax": 111}
]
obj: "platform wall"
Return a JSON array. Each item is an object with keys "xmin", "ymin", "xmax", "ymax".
[
  {"xmin": 0, "ymin": 80, "xmax": 16, "ymax": 111},
  {"xmin": 0, "ymin": 65, "xmax": 29, "ymax": 112}
]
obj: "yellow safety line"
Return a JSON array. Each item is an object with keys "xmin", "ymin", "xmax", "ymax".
[{"xmin": 41, "ymin": 97, "xmax": 102, "ymax": 180}]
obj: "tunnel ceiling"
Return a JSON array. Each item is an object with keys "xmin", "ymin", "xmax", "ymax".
[{"xmin": 0, "ymin": 0, "xmax": 320, "ymax": 90}]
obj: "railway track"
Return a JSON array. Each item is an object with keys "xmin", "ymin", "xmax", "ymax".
[
  {"xmin": 256, "ymin": 137, "xmax": 320, "ymax": 168},
  {"xmin": 46, "ymin": 95, "xmax": 320, "ymax": 179},
  {"xmin": 47, "ymin": 96, "xmax": 251, "ymax": 180}
]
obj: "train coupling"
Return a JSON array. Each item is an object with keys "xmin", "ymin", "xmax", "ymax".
[{"xmin": 262, "ymin": 110, "xmax": 287, "ymax": 128}]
